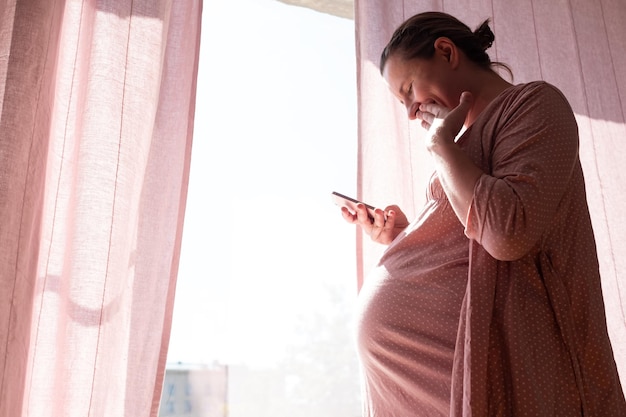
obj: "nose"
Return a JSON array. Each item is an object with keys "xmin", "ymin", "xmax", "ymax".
[{"xmin": 406, "ymin": 101, "xmax": 420, "ymax": 120}]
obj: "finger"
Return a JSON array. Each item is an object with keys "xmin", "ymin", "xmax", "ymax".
[
  {"xmin": 415, "ymin": 111, "xmax": 430, "ymax": 130},
  {"xmin": 340, "ymin": 206, "xmax": 357, "ymax": 224},
  {"xmin": 419, "ymin": 101, "xmax": 447, "ymax": 116},
  {"xmin": 416, "ymin": 110, "xmax": 435, "ymax": 126},
  {"xmin": 368, "ymin": 209, "xmax": 389, "ymax": 241},
  {"xmin": 370, "ymin": 211, "xmax": 396, "ymax": 244},
  {"xmin": 418, "ymin": 102, "xmax": 436, "ymax": 114},
  {"xmin": 442, "ymin": 92, "xmax": 472, "ymax": 128},
  {"xmin": 451, "ymin": 91, "xmax": 473, "ymax": 117},
  {"xmin": 355, "ymin": 203, "xmax": 375, "ymax": 230},
  {"xmin": 372, "ymin": 208, "xmax": 386, "ymax": 228},
  {"xmin": 382, "ymin": 210, "xmax": 395, "ymax": 232},
  {"xmin": 459, "ymin": 91, "xmax": 473, "ymax": 105},
  {"xmin": 429, "ymin": 92, "xmax": 474, "ymax": 139}
]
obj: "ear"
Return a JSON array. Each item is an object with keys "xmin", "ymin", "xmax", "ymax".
[{"xmin": 433, "ymin": 37, "xmax": 459, "ymax": 69}]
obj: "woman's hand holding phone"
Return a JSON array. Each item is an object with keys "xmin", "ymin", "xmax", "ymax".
[{"xmin": 332, "ymin": 192, "xmax": 409, "ymax": 245}]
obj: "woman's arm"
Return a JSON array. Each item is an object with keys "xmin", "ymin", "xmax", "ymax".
[
  {"xmin": 420, "ymin": 86, "xmax": 580, "ymax": 261},
  {"xmin": 418, "ymin": 92, "xmax": 483, "ymax": 227}
]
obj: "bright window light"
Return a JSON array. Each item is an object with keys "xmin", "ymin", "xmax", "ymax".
[{"xmin": 160, "ymin": 1, "xmax": 362, "ymax": 416}]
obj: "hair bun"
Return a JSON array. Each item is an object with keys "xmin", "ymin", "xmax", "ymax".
[{"xmin": 474, "ymin": 19, "xmax": 495, "ymax": 50}]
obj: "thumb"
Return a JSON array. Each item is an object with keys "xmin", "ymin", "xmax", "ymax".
[
  {"xmin": 443, "ymin": 91, "xmax": 473, "ymax": 127},
  {"xmin": 458, "ymin": 91, "xmax": 473, "ymax": 110},
  {"xmin": 448, "ymin": 91, "xmax": 473, "ymax": 127}
]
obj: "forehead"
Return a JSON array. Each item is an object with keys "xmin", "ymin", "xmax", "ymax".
[{"xmin": 382, "ymin": 54, "xmax": 413, "ymax": 89}]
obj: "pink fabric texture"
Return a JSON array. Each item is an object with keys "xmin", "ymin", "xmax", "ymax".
[
  {"xmin": 356, "ymin": 81, "xmax": 626, "ymax": 416},
  {"xmin": 0, "ymin": 1, "xmax": 202, "ymax": 416},
  {"xmin": 355, "ymin": 0, "xmax": 626, "ymax": 414}
]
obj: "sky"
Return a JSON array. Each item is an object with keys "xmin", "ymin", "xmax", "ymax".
[{"xmin": 166, "ymin": 0, "xmax": 360, "ymax": 367}]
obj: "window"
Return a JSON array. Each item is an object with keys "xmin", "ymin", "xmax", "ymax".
[{"xmin": 161, "ymin": 1, "xmax": 361, "ymax": 416}]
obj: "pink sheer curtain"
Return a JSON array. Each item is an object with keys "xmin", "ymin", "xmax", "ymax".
[
  {"xmin": 0, "ymin": 0, "xmax": 202, "ymax": 416},
  {"xmin": 355, "ymin": 0, "xmax": 625, "ymax": 389}
]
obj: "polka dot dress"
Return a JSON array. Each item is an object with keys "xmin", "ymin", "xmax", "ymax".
[{"xmin": 356, "ymin": 82, "xmax": 626, "ymax": 417}]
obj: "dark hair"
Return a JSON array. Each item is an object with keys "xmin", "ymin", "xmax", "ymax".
[{"xmin": 379, "ymin": 12, "xmax": 512, "ymax": 78}]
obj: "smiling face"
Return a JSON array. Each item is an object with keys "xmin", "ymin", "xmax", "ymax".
[{"xmin": 382, "ymin": 38, "xmax": 462, "ymax": 120}]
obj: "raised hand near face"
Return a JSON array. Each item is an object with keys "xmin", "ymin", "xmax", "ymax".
[{"xmin": 416, "ymin": 91, "xmax": 474, "ymax": 147}]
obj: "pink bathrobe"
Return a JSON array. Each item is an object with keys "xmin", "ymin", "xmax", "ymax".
[{"xmin": 356, "ymin": 82, "xmax": 626, "ymax": 416}]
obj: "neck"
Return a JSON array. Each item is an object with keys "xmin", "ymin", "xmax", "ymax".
[{"xmin": 466, "ymin": 70, "xmax": 513, "ymax": 126}]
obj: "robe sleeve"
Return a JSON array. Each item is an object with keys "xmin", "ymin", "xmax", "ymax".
[{"xmin": 464, "ymin": 83, "xmax": 580, "ymax": 261}]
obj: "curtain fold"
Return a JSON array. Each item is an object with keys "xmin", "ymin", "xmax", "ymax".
[
  {"xmin": 355, "ymin": 0, "xmax": 625, "ymax": 390},
  {"xmin": 0, "ymin": 0, "xmax": 202, "ymax": 416}
]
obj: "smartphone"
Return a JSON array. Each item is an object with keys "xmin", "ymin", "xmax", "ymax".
[{"xmin": 331, "ymin": 191, "xmax": 377, "ymax": 220}]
